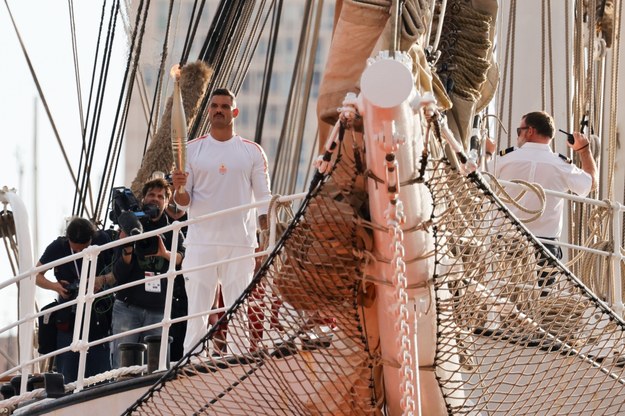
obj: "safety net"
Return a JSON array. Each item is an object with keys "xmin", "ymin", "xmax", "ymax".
[{"xmin": 126, "ymin": 124, "xmax": 625, "ymax": 415}]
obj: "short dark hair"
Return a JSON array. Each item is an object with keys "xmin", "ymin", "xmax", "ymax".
[
  {"xmin": 66, "ymin": 217, "xmax": 96, "ymax": 244},
  {"xmin": 142, "ymin": 178, "xmax": 171, "ymax": 199},
  {"xmin": 210, "ymin": 88, "xmax": 236, "ymax": 108},
  {"xmin": 522, "ymin": 111, "xmax": 555, "ymax": 138}
]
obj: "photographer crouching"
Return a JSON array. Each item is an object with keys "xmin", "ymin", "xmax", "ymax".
[
  {"xmin": 35, "ymin": 217, "xmax": 115, "ymax": 383},
  {"xmin": 110, "ymin": 177, "xmax": 186, "ymax": 368}
]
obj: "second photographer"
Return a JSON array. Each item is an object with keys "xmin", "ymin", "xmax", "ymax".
[
  {"xmin": 111, "ymin": 177, "xmax": 186, "ymax": 368},
  {"xmin": 35, "ymin": 217, "xmax": 115, "ymax": 383}
]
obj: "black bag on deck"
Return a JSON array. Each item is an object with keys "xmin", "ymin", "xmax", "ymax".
[{"xmin": 38, "ymin": 300, "xmax": 58, "ymax": 354}]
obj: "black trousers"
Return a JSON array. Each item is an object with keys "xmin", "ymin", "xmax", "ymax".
[{"xmin": 537, "ymin": 237, "xmax": 562, "ymax": 292}]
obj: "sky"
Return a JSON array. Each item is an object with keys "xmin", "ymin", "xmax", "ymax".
[{"xmin": 0, "ymin": 2, "xmax": 127, "ymax": 327}]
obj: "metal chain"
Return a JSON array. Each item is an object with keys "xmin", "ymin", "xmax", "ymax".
[{"xmin": 383, "ymin": 150, "xmax": 416, "ymax": 415}]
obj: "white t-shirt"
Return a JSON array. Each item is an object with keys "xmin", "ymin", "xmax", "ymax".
[
  {"xmin": 489, "ymin": 142, "xmax": 592, "ymax": 239},
  {"xmin": 183, "ymin": 134, "xmax": 272, "ymax": 247}
]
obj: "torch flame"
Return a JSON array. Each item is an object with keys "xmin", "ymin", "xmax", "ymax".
[{"xmin": 170, "ymin": 64, "xmax": 181, "ymax": 81}]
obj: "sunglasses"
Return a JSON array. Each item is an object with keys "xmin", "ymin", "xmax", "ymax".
[{"xmin": 516, "ymin": 126, "xmax": 529, "ymax": 136}]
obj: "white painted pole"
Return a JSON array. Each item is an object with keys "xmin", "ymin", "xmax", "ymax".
[{"xmin": 1, "ymin": 188, "xmax": 35, "ymax": 395}]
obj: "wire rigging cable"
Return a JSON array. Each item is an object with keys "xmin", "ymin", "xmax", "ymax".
[
  {"xmin": 271, "ymin": 0, "xmax": 320, "ymax": 195},
  {"xmin": 284, "ymin": 0, "xmax": 324, "ymax": 196},
  {"xmin": 140, "ymin": 0, "xmax": 177, "ymax": 157},
  {"xmin": 254, "ymin": 1, "xmax": 283, "ymax": 146},
  {"xmin": 179, "ymin": 0, "xmax": 205, "ymax": 66},
  {"xmin": 72, "ymin": 0, "xmax": 114, "ymax": 220},
  {"xmin": 187, "ymin": 0, "xmax": 246, "ymax": 139},
  {"xmin": 188, "ymin": 1, "xmax": 272, "ymax": 140},
  {"xmin": 229, "ymin": 2, "xmax": 271, "ymax": 93},
  {"xmin": 68, "ymin": 0, "xmax": 86, "ymax": 135},
  {"xmin": 74, "ymin": 0, "xmax": 121, "ymax": 220},
  {"xmin": 94, "ymin": 0, "xmax": 151, "ymax": 223},
  {"xmin": 3, "ymin": 0, "xmax": 78, "ymax": 191}
]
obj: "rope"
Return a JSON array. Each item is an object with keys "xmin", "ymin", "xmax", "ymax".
[
  {"xmin": 271, "ymin": 0, "xmax": 318, "ymax": 195},
  {"xmin": 73, "ymin": 0, "xmax": 119, "ymax": 219},
  {"xmin": 69, "ymin": 365, "xmax": 147, "ymax": 387},
  {"xmin": 179, "ymin": 0, "xmax": 204, "ymax": 66},
  {"xmin": 541, "ymin": 0, "xmax": 546, "ymax": 111},
  {"xmin": 189, "ymin": 1, "xmax": 267, "ymax": 138},
  {"xmin": 140, "ymin": 0, "xmax": 176, "ymax": 156},
  {"xmin": 254, "ymin": 0, "xmax": 283, "ymax": 146},
  {"xmin": 586, "ymin": 0, "xmax": 596, "ymax": 130},
  {"xmin": 95, "ymin": 0, "xmax": 150, "ymax": 223},
  {"xmin": 546, "ymin": 0, "xmax": 554, "ymax": 116},
  {"xmin": 0, "ymin": 365, "xmax": 148, "ymax": 411},
  {"xmin": 482, "ymin": 172, "xmax": 547, "ymax": 223},
  {"xmin": 0, "ymin": 209, "xmax": 18, "ymax": 276},
  {"xmin": 0, "ymin": 388, "xmax": 46, "ymax": 411},
  {"xmin": 2, "ymin": 0, "xmax": 78, "ymax": 191},
  {"xmin": 435, "ymin": 1, "xmax": 492, "ymax": 102},
  {"xmin": 496, "ymin": 0, "xmax": 516, "ymax": 149},
  {"xmin": 607, "ymin": 0, "xmax": 621, "ymax": 202},
  {"xmin": 564, "ymin": 1, "xmax": 571, "ymax": 125},
  {"xmin": 68, "ymin": 0, "xmax": 86, "ymax": 135},
  {"xmin": 565, "ymin": 199, "xmax": 625, "ymax": 305}
]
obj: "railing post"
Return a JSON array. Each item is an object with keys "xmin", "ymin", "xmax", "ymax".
[
  {"xmin": 611, "ymin": 200, "xmax": 624, "ymax": 317},
  {"xmin": 158, "ymin": 222, "xmax": 180, "ymax": 372},
  {"xmin": 269, "ymin": 200, "xmax": 277, "ymax": 249},
  {"xmin": 74, "ymin": 248, "xmax": 99, "ymax": 392}
]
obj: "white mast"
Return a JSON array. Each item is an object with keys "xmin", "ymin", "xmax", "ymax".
[
  {"xmin": 0, "ymin": 188, "xmax": 36, "ymax": 395},
  {"xmin": 33, "ymin": 97, "xmax": 39, "ymax": 257}
]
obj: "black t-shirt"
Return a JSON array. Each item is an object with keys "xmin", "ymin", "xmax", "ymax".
[
  {"xmin": 38, "ymin": 230, "xmax": 114, "ymax": 340},
  {"xmin": 39, "ymin": 230, "xmax": 113, "ymax": 294},
  {"xmin": 113, "ymin": 214, "xmax": 185, "ymax": 310},
  {"xmin": 165, "ymin": 208, "xmax": 188, "ymax": 237}
]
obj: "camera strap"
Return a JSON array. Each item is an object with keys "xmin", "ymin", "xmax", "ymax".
[{"xmin": 70, "ymin": 248, "xmax": 81, "ymax": 279}]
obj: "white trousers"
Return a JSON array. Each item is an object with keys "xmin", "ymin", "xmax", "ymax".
[{"xmin": 182, "ymin": 245, "xmax": 255, "ymax": 355}]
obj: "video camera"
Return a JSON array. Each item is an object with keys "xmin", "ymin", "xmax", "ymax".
[{"xmin": 109, "ymin": 187, "xmax": 161, "ymax": 256}]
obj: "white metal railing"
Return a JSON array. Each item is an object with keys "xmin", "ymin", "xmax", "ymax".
[
  {"xmin": 0, "ymin": 191, "xmax": 307, "ymax": 395},
  {"xmin": 3, "ymin": 178, "xmax": 625, "ymax": 396}
]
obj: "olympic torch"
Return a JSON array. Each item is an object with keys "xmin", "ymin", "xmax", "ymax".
[{"xmin": 171, "ymin": 64, "xmax": 188, "ymax": 194}]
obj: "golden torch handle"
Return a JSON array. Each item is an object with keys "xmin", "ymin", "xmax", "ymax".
[
  {"xmin": 171, "ymin": 65, "xmax": 188, "ymax": 195},
  {"xmin": 173, "ymin": 136, "xmax": 186, "ymax": 195}
]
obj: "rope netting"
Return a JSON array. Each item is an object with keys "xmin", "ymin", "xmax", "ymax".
[
  {"xmin": 126, "ymin": 130, "xmax": 381, "ymax": 415},
  {"xmin": 429, "ymin": 159, "xmax": 625, "ymax": 415},
  {"xmin": 125, "ymin": 128, "xmax": 625, "ymax": 415}
]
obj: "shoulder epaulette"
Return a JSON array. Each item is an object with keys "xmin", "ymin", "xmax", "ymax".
[
  {"xmin": 498, "ymin": 146, "xmax": 516, "ymax": 157},
  {"xmin": 558, "ymin": 153, "xmax": 572, "ymax": 164}
]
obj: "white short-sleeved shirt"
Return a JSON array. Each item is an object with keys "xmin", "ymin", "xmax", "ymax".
[
  {"xmin": 489, "ymin": 142, "xmax": 592, "ymax": 239},
  {"xmin": 183, "ymin": 134, "xmax": 272, "ymax": 247}
]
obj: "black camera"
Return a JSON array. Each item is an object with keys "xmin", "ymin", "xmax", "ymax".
[
  {"xmin": 109, "ymin": 187, "xmax": 159, "ymax": 224},
  {"xmin": 65, "ymin": 280, "xmax": 81, "ymax": 299},
  {"xmin": 109, "ymin": 187, "xmax": 161, "ymax": 256}
]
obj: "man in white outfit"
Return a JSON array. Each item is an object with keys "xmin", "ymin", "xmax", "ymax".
[
  {"xmin": 485, "ymin": 111, "xmax": 597, "ymax": 292},
  {"xmin": 172, "ymin": 88, "xmax": 272, "ymax": 355},
  {"xmin": 485, "ymin": 110, "xmax": 597, "ymax": 256}
]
